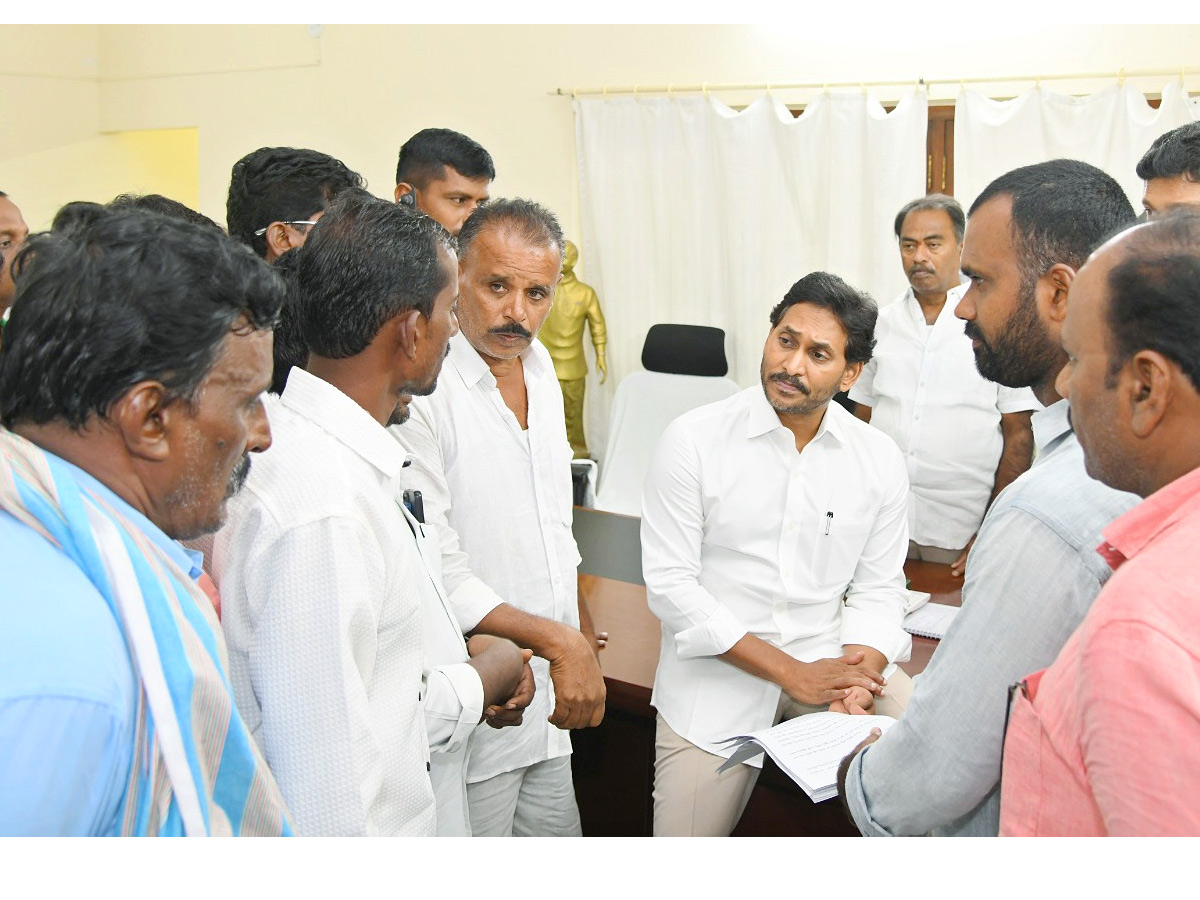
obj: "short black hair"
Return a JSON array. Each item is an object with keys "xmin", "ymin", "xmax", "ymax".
[
  {"xmin": 297, "ymin": 190, "xmax": 455, "ymax": 359},
  {"xmin": 268, "ymin": 248, "xmax": 306, "ymax": 394},
  {"xmin": 894, "ymin": 193, "xmax": 965, "ymax": 243},
  {"xmin": 458, "ymin": 197, "xmax": 564, "ymax": 266},
  {"xmin": 1136, "ymin": 122, "xmax": 1200, "ymax": 184},
  {"xmin": 227, "ymin": 146, "xmax": 365, "ymax": 258},
  {"xmin": 0, "ymin": 207, "xmax": 283, "ymax": 429},
  {"xmin": 769, "ymin": 271, "xmax": 877, "ymax": 366},
  {"xmin": 50, "ymin": 201, "xmax": 107, "ymax": 234},
  {"xmin": 1104, "ymin": 210, "xmax": 1200, "ymax": 392},
  {"xmin": 395, "ymin": 128, "xmax": 495, "ymax": 189},
  {"xmin": 109, "ymin": 193, "xmax": 223, "ymax": 232},
  {"xmin": 971, "ymin": 159, "xmax": 1136, "ymax": 289}
]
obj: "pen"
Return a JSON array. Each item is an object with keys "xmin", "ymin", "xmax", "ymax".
[{"xmin": 825, "ymin": 511, "xmax": 834, "ymax": 536}]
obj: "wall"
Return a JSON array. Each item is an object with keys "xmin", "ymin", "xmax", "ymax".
[{"xmin": 4, "ymin": 23, "xmax": 1199, "ymax": 245}]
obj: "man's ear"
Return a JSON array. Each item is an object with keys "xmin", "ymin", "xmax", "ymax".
[
  {"xmin": 264, "ymin": 222, "xmax": 296, "ymax": 261},
  {"xmin": 394, "ymin": 183, "xmax": 415, "ymax": 205},
  {"xmin": 1043, "ymin": 263, "xmax": 1076, "ymax": 325},
  {"xmin": 839, "ymin": 361, "xmax": 864, "ymax": 393},
  {"xmin": 108, "ymin": 381, "xmax": 175, "ymax": 462},
  {"xmin": 392, "ymin": 308, "xmax": 423, "ymax": 361},
  {"xmin": 1127, "ymin": 349, "xmax": 1173, "ymax": 439}
]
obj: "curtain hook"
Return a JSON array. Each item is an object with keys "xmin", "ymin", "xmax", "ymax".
[
  {"xmin": 703, "ymin": 83, "xmax": 710, "ymax": 100},
  {"xmin": 633, "ymin": 84, "xmax": 639, "ymax": 98},
  {"xmin": 667, "ymin": 83, "xmax": 674, "ymax": 99},
  {"xmin": 603, "ymin": 85, "xmax": 609, "ymax": 101},
  {"xmin": 1181, "ymin": 65, "xmax": 1187, "ymax": 86},
  {"xmin": 571, "ymin": 86, "xmax": 578, "ymax": 99},
  {"xmin": 1117, "ymin": 67, "xmax": 1126, "ymax": 87}
]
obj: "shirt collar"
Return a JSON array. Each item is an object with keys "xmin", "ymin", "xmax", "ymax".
[
  {"xmin": 1100, "ymin": 464, "xmax": 1200, "ymax": 568},
  {"xmin": 900, "ymin": 278, "xmax": 968, "ymax": 327},
  {"xmin": 745, "ymin": 384, "xmax": 845, "ymax": 445},
  {"xmin": 448, "ymin": 331, "xmax": 549, "ymax": 390},
  {"xmin": 63, "ymin": 457, "xmax": 204, "ymax": 579},
  {"xmin": 1031, "ymin": 398, "xmax": 1072, "ymax": 453},
  {"xmin": 279, "ymin": 367, "xmax": 406, "ymax": 478}
]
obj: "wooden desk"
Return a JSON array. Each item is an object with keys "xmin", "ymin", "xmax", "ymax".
[{"xmin": 571, "ymin": 560, "xmax": 962, "ymax": 836}]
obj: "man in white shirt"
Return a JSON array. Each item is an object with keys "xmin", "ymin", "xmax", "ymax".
[
  {"xmin": 850, "ymin": 194, "xmax": 1036, "ymax": 574},
  {"xmin": 642, "ymin": 271, "xmax": 913, "ymax": 837},
  {"xmin": 212, "ymin": 192, "xmax": 528, "ymax": 836},
  {"xmin": 394, "ymin": 198, "xmax": 606, "ymax": 837}
]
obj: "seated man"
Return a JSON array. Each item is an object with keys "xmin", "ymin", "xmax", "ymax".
[
  {"xmin": 211, "ymin": 192, "xmax": 527, "ymax": 836},
  {"xmin": 1002, "ymin": 211, "xmax": 1200, "ymax": 835},
  {"xmin": 851, "ymin": 193, "xmax": 1036, "ymax": 573},
  {"xmin": 642, "ymin": 271, "xmax": 912, "ymax": 837},
  {"xmin": 838, "ymin": 159, "xmax": 1138, "ymax": 836},
  {"xmin": 0, "ymin": 207, "xmax": 290, "ymax": 835}
]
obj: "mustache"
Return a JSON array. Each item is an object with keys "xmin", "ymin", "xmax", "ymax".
[
  {"xmin": 489, "ymin": 322, "xmax": 532, "ymax": 339},
  {"xmin": 963, "ymin": 322, "xmax": 984, "ymax": 343},
  {"xmin": 769, "ymin": 372, "xmax": 810, "ymax": 395},
  {"xmin": 908, "ymin": 265, "xmax": 936, "ymax": 276},
  {"xmin": 227, "ymin": 454, "xmax": 251, "ymax": 498}
]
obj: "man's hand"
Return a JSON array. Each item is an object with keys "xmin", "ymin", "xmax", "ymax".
[
  {"xmin": 484, "ymin": 653, "xmax": 535, "ymax": 729},
  {"xmin": 828, "ymin": 684, "xmax": 876, "ymax": 715},
  {"xmin": 778, "ymin": 650, "xmax": 886, "ymax": 707},
  {"xmin": 950, "ymin": 534, "xmax": 976, "ymax": 578},
  {"xmin": 835, "ymin": 726, "xmax": 883, "ymax": 803},
  {"xmin": 546, "ymin": 626, "xmax": 606, "ymax": 729}
]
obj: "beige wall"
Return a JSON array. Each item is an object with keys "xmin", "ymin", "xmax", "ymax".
[{"xmin": 3, "ymin": 24, "xmax": 1200, "ymax": 250}]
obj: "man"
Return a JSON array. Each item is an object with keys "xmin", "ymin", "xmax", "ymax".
[
  {"xmin": 211, "ymin": 193, "xmax": 528, "ymax": 836},
  {"xmin": 1137, "ymin": 121, "xmax": 1200, "ymax": 216},
  {"xmin": 1001, "ymin": 210, "xmax": 1200, "ymax": 835},
  {"xmin": 394, "ymin": 128, "xmax": 493, "ymax": 236},
  {"xmin": 642, "ymin": 271, "xmax": 909, "ymax": 837},
  {"xmin": 227, "ymin": 146, "xmax": 364, "ymax": 262},
  {"xmin": 1000, "ymin": 210, "xmax": 1200, "ymax": 835},
  {"xmin": 851, "ymin": 194, "xmax": 1037, "ymax": 574},
  {"xmin": 226, "ymin": 147, "xmax": 366, "ymax": 393},
  {"xmin": 0, "ymin": 191, "xmax": 29, "ymax": 321},
  {"xmin": 0, "ymin": 207, "xmax": 291, "ymax": 835},
  {"xmin": 838, "ymin": 159, "xmax": 1139, "ymax": 836},
  {"xmin": 393, "ymin": 199, "xmax": 606, "ymax": 837}
]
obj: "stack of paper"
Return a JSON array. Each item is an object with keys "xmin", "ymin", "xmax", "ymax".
[{"xmin": 717, "ymin": 712, "xmax": 898, "ymax": 802}]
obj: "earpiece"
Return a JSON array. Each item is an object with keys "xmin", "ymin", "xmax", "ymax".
[{"xmin": 399, "ymin": 189, "xmax": 416, "ymax": 209}]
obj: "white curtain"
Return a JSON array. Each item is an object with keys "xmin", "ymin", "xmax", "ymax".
[
  {"xmin": 574, "ymin": 92, "xmax": 927, "ymax": 463},
  {"xmin": 954, "ymin": 81, "xmax": 1197, "ymax": 213}
]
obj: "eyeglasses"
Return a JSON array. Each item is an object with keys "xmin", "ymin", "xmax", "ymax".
[{"xmin": 253, "ymin": 220, "xmax": 318, "ymax": 237}]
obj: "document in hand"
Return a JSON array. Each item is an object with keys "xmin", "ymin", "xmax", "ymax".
[{"xmin": 716, "ymin": 712, "xmax": 898, "ymax": 802}]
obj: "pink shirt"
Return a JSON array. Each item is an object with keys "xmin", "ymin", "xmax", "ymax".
[{"xmin": 1000, "ymin": 464, "xmax": 1200, "ymax": 836}]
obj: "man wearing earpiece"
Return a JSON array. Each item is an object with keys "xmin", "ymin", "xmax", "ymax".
[{"xmin": 394, "ymin": 128, "xmax": 494, "ymax": 236}]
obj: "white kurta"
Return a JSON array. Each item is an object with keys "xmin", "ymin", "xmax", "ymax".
[
  {"xmin": 641, "ymin": 388, "xmax": 912, "ymax": 759},
  {"xmin": 392, "ymin": 333, "xmax": 580, "ymax": 784},
  {"xmin": 849, "ymin": 284, "xmax": 1039, "ymax": 548},
  {"xmin": 212, "ymin": 369, "xmax": 436, "ymax": 836}
]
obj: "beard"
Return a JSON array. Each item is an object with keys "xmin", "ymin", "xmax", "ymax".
[
  {"xmin": 226, "ymin": 454, "xmax": 251, "ymax": 498},
  {"xmin": 759, "ymin": 362, "xmax": 841, "ymax": 416},
  {"xmin": 964, "ymin": 279, "xmax": 1062, "ymax": 389}
]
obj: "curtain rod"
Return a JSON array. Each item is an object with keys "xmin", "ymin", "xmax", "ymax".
[{"xmin": 550, "ymin": 66, "xmax": 1194, "ymax": 98}]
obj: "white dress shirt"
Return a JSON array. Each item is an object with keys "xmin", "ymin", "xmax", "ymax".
[
  {"xmin": 849, "ymin": 284, "xmax": 1039, "ymax": 549},
  {"xmin": 212, "ymin": 368, "xmax": 436, "ymax": 836},
  {"xmin": 392, "ymin": 333, "xmax": 580, "ymax": 784},
  {"xmin": 641, "ymin": 387, "xmax": 912, "ymax": 759}
]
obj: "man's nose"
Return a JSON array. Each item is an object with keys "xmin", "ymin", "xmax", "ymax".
[{"xmin": 248, "ymin": 401, "xmax": 272, "ymax": 453}]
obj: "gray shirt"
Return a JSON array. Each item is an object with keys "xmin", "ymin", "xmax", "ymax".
[{"xmin": 842, "ymin": 400, "xmax": 1139, "ymax": 836}]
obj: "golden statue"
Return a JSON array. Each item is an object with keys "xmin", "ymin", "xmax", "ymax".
[{"xmin": 539, "ymin": 240, "xmax": 607, "ymax": 458}]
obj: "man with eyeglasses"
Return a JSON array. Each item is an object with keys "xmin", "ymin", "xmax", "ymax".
[
  {"xmin": 226, "ymin": 147, "xmax": 365, "ymax": 394},
  {"xmin": 226, "ymin": 146, "xmax": 365, "ymax": 262},
  {"xmin": 394, "ymin": 129, "xmax": 494, "ymax": 237}
]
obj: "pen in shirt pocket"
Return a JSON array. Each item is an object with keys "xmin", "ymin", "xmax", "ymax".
[{"xmin": 824, "ymin": 511, "xmax": 834, "ymax": 536}]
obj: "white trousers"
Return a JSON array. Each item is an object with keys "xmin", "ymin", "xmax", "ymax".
[{"xmin": 465, "ymin": 754, "xmax": 582, "ymax": 837}]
